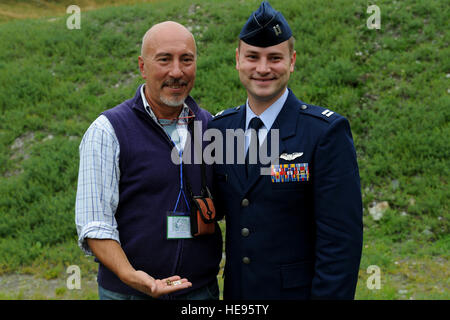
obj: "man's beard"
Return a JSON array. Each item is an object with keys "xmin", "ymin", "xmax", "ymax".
[
  {"xmin": 160, "ymin": 95, "xmax": 186, "ymax": 107},
  {"xmin": 161, "ymin": 78, "xmax": 188, "ymax": 107}
]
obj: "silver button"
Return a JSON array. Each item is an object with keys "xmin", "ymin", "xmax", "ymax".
[
  {"xmin": 301, "ymin": 104, "xmax": 308, "ymax": 110},
  {"xmin": 241, "ymin": 198, "xmax": 249, "ymax": 207},
  {"xmin": 241, "ymin": 228, "xmax": 250, "ymax": 237},
  {"xmin": 242, "ymin": 257, "xmax": 250, "ymax": 264}
]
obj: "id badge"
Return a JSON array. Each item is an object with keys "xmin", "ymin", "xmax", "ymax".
[{"xmin": 166, "ymin": 211, "xmax": 192, "ymax": 239}]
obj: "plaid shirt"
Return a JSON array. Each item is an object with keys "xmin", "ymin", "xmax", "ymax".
[{"xmin": 75, "ymin": 85, "xmax": 189, "ymax": 255}]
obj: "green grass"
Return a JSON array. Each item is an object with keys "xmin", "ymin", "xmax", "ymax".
[
  {"xmin": 0, "ymin": 0, "xmax": 161, "ymax": 24},
  {"xmin": 0, "ymin": 0, "xmax": 448, "ymax": 299}
]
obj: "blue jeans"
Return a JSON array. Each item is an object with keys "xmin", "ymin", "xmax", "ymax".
[{"xmin": 98, "ymin": 279, "xmax": 219, "ymax": 300}]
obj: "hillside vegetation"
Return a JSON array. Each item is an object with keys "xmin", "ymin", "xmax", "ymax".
[{"xmin": 0, "ymin": 0, "xmax": 448, "ymax": 299}]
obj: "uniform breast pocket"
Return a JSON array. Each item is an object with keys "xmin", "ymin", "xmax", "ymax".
[{"xmin": 272, "ymin": 180, "xmax": 309, "ymax": 191}]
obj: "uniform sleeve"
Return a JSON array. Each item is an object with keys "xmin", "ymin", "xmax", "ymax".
[
  {"xmin": 310, "ymin": 116, "xmax": 363, "ymax": 299},
  {"xmin": 75, "ymin": 115, "xmax": 121, "ymax": 255}
]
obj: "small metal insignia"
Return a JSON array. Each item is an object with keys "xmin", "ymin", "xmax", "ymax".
[
  {"xmin": 273, "ymin": 24, "xmax": 282, "ymax": 36},
  {"xmin": 321, "ymin": 109, "xmax": 334, "ymax": 117},
  {"xmin": 166, "ymin": 279, "xmax": 182, "ymax": 286},
  {"xmin": 214, "ymin": 110, "xmax": 224, "ymax": 117},
  {"xmin": 280, "ymin": 152, "xmax": 303, "ymax": 161}
]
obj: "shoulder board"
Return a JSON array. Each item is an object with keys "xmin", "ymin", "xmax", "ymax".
[
  {"xmin": 298, "ymin": 103, "xmax": 339, "ymax": 122},
  {"xmin": 212, "ymin": 106, "xmax": 240, "ymax": 121}
]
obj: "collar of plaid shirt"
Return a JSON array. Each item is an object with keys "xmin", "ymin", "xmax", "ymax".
[
  {"xmin": 140, "ymin": 84, "xmax": 190, "ymax": 127},
  {"xmin": 140, "ymin": 84, "xmax": 189, "ymax": 153}
]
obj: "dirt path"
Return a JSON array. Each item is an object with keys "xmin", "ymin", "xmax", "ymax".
[{"xmin": 0, "ymin": 273, "xmax": 98, "ymax": 300}]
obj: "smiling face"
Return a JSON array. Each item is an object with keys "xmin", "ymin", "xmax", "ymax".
[
  {"xmin": 236, "ymin": 39, "xmax": 296, "ymax": 112},
  {"xmin": 138, "ymin": 22, "xmax": 196, "ymax": 110}
]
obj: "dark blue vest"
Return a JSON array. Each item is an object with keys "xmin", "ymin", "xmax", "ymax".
[{"xmin": 99, "ymin": 86, "xmax": 222, "ymax": 297}]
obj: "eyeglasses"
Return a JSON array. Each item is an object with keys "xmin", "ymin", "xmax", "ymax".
[{"xmin": 158, "ymin": 107, "xmax": 196, "ymax": 126}]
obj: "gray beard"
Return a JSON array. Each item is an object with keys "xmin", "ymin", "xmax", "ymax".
[{"xmin": 160, "ymin": 95, "xmax": 186, "ymax": 107}]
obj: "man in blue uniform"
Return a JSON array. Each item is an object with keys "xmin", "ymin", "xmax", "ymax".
[{"xmin": 209, "ymin": 1, "xmax": 363, "ymax": 299}]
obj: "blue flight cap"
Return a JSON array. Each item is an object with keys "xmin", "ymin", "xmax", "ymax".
[{"xmin": 239, "ymin": 1, "xmax": 292, "ymax": 47}]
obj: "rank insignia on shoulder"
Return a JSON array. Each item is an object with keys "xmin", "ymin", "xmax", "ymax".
[
  {"xmin": 321, "ymin": 109, "xmax": 334, "ymax": 117},
  {"xmin": 299, "ymin": 103, "xmax": 339, "ymax": 123},
  {"xmin": 212, "ymin": 107, "xmax": 240, "ymax": 120},
  {"xmin": 271, "ymin": 163, "xmax": 309, "ymax": 183},
  {"xmin": 214, "ymin": 110, "xmax": 225, "ymax": 117}
]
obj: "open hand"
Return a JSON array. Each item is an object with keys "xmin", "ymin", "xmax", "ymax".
[{"xmin": 125, "ymin": 270, "xmax": 192, "ymax": 298}]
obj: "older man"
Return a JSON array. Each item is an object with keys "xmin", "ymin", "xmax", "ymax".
[
  {"xmin": 210, "ymin": 2, "xmax": 363, "ymax": 299},
  {"xmin": 75, "ymin": 21, "xmax": 222, "ymax": 300}
]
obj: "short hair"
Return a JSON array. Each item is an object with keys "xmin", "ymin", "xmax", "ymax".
[{"xmin": 287, "ymin": 36, "xmax": 296, "ymax": 55}]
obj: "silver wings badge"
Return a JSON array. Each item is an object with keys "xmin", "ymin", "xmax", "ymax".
[{"xmin": 279, "ymin": 152, "xmax": 304, "ymax": 161}]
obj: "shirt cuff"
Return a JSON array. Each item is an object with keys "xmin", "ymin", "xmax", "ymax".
[{"xmin": 78, "ymin": 221, "xmax": 120, "ymax": 256}]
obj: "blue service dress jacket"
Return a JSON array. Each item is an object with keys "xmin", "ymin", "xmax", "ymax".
[{"xmin": 209, "ymin": 89, "xmax": 363, "ymax": 300}]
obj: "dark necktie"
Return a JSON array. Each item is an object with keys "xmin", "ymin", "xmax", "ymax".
[{"xmin": 245, "ymin": 117, "xmax": 264, "ymax": 178}]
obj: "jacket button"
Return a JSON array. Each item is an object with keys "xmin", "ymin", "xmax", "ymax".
[
  {"xmin": 241, "ymin": 228, "xmax": 250, "ymax": 237},
  {"xmin": 301, "ymin": 104, "xmax": 308, "ymax": 110},
  {"xmin": 241, "ymin": 198, "xmax": 249, "ymax": 207},
  {"xmin": 242, "ymin": 257, "xmax": 250, "ymax": 264}
]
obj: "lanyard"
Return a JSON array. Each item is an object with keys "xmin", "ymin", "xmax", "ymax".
[{"xmin": 172, "ymin": 149, "xmax": 190, "ymax": 212}]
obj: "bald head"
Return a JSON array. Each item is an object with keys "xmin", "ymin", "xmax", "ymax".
[
  {"xmin": 138, "ymin": 21, "xmax": 197, "ymax": 112},
  {"xmin": 141, "ymin": 21, "xmax": 196, "ymax": 59}
]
